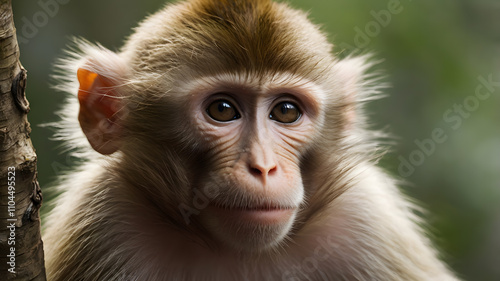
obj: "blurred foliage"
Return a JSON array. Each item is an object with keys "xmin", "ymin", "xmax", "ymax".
[{"xmin": 11, "ymin": 0, "xmax": 500, "ymax": 280}]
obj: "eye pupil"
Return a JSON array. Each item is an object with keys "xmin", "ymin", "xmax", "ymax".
[
  {"xmin": 281, "ymin": 103, "xmax": 292, "ymax": 114},
  {"xmin": 218, "ymin": 102, "xmax": 228, "ymax": 112}
]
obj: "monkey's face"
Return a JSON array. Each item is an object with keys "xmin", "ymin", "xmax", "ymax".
[
  {"xmin": 185, "ymin": 72, "xmax": 324, "ymax": 251},
  {"xmin": 71, "ymin": 0, "xmax": 349, "ymax": 257}
]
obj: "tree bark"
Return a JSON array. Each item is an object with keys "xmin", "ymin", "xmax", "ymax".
[{"xmin": 0, "ymin": 0, "xmax": 46, "ymax": 280}]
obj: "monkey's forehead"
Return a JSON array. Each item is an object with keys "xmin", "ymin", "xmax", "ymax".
[
  {"xmin": 172, "ymin": 71, "xmax": 327, "ymax": 109},
  {"xmin": 121, "ymin": 0, "xmax": 335, "ymax": 82}
]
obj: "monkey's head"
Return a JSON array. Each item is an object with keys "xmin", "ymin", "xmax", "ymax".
[{"xmin": 69, "ymin": 0, "xmax": 368, "ymax": 252}]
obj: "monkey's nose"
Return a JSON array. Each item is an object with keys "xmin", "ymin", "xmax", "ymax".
[
  {"xmin": 249, "ymin": 163, "xmax": 278, "ymax": 178},
  {"xmin": 248, "ymin": 159, "xmax": 278, "ymax": 185},
  {"xmin": 247, "ymin": 141, "xmax": 278, "ymax": 183}
]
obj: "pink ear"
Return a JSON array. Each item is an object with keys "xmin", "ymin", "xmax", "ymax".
[
  {"xmin": 77, "ymin": 68, "xmax": 123, "ymax": 155},
  {"xmin": 332, "ymin": 56, "xmax": 375, "ymax": 131}
]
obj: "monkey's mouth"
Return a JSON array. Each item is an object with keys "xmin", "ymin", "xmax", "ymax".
[
  {"xmin": 213, "ymin": 202, "xmax": 294, "ymax": 211},
  {"xmin": 208, "ymin": 203, "xmax": 296, "ymax": 225}
]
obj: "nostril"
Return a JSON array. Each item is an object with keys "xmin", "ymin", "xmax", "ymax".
[
  {"xmin": 248, "ymin": 165, "xmax": 278, "ymax": 178},
  {"xmin": 250, "ymin": 167, "xmax": 262, "ymax": 175},
  {"xmin": 268, "ymin": 166, "xmax": 277, "ymax": 175}
]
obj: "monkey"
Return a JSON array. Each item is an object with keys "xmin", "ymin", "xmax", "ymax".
[{"xmin": 42, "ymin": 0, "xmax": 460, "ymax": 280}]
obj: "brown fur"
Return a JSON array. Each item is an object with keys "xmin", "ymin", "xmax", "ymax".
[{"xmin": 43, "ymin": 0, "xmax": 460, "ymax": 280}]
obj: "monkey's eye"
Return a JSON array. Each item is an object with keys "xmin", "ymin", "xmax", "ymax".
[
  {"xmin": 270, "ymin": 102, "xmax": 302, "ymax": 123},
  {"xmin": 207, "ymin": 100, "xmax": 241, "ymax": 122}
]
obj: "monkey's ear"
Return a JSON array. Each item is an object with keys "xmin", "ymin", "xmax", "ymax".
[
  {"xmin": 334, "ymin": 56, "xmax": 376, "ymax": 129},
  {"xmin": 77, "ymin": 68, "xmax": 123, "ymax": 155}
]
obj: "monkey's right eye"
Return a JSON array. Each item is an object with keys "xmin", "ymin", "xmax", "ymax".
[{"xmin": 206, "ymin": 100, "xmax": 241, "ymax": 122}]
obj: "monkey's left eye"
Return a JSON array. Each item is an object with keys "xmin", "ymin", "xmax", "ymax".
[
  {"xmin": 207, "ymin": 100, "xmax": 241, "ymax": 122},
  {"xmin": 270, "ymin": 102, "xmax": 302, "ymax": 124}
]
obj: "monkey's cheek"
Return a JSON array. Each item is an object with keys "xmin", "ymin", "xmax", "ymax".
[{"xmin": 203, "ymin": 206, "xmax": 297, "ymax": 251}]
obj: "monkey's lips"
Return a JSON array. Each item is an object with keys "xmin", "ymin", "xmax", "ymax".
[{"xmin": 208, "ymin": 204, "xmax": 296, "ymax": 225}]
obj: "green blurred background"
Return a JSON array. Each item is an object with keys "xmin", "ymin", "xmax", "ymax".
[{"xmin": 11, "ymin": 0, "xmax": 500, "ymax": 280}]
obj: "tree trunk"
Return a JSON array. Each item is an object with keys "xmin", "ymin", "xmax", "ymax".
[{"xmin": 0, "ymin": 0, "xmax": 46, "ymax": 280}]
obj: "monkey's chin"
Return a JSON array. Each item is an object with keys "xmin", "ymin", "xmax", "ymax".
[{"xmin": 203, "ymin": 204, "xmax": 297, "ymax": 252}]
